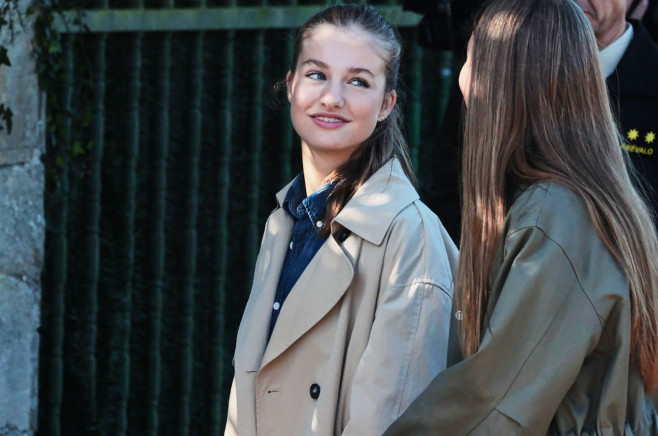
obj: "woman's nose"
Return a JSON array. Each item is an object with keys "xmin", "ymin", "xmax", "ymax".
[{"xmin": 320, "ymin": 80, "xmax": 345, "ymax": 108}]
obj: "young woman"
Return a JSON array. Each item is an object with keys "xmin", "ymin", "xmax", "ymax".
[
  {"xmin": 224, "ymin": 5, "xmax": 458, "ymax": 435},
  {"xmin": 385, "ymin": 0, "xmax": 658, "ymax": 434}
]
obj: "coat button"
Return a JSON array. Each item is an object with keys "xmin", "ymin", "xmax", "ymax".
[{"xmin": 309, "ymin": 383, "xmax": 320, "ymax": 399}]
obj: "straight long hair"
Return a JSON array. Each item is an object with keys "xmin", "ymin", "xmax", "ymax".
[
  {"xmin": 289, "ymin": 4, "xmax": 416, "ymax": 237},
  {"xmin": 458, "ymin": 0, "xmax": 658, "ymax": 391}
]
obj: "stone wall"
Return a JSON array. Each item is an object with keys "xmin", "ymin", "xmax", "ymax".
[{"xmin": 0, "ymin": 1, "xmax": 44, "ymax": 434}]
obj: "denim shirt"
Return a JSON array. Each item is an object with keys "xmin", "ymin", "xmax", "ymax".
[{"xmin": 268, "ymin": 174, "xmax": 338, "ymax": 339}]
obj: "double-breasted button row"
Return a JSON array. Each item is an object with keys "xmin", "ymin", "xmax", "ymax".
[{"xmin": 310, "ymin": 383, "xmax": 321, "ymax": 399}]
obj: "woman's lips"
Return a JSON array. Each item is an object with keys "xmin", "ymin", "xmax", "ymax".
[{"xmin": 311, "ymin": 114, "xmax": 349, "ymax": 128}]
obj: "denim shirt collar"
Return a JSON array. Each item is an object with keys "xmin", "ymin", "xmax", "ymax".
[
  {"xmin": 276, "ymin": 159, "xmax": 419, "ymax": 245},
  {"xmin": 282, "ymin": 173, "xmax": 338, "ymax": 234}
]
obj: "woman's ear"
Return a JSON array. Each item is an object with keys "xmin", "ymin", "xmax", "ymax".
[
  {"xmin": 378, "ymin": 90, "xmax": 397, "ymax": 121},
  {"xmin": 286, "ymin": 71, "xmax": 293, "ymax": 101}
]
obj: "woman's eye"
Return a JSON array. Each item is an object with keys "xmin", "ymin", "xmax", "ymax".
[
  {"xmin": 349, "ymin": 78, "xmax": 370, "ymax": 88},
  {"xmin": 306, "ymin": 71, "xmax": 326, "ymax": 80}
]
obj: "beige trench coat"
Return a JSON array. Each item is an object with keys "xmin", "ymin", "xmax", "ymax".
[{"xmin": 225, "ymin": 159, "xmax": 458, "ymax": 436}]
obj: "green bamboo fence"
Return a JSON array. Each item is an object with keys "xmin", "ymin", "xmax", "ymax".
[
  {"xmin": 39, "ymin": 34, "xmax": 74, "ymax": 436},
  {"xmin": 144, "ymin": 30, "xmax": 169, "ymax": 436}
]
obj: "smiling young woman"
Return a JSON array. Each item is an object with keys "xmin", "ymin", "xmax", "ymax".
[
  {"xmin": 286, "ymin": 23, "xmax": 396, "ymax": 176},
  {"xmin": 224, "ymin": 5, "xmax": 458, "ymax": 436}
]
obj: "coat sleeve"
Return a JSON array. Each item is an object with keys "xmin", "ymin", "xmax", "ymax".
[
  {"xmin": 341, "ymin": 210, "xmax": 455, "ymax": 436},
  {"xmin": 224, "ymin": 377, "xmax": 238, "ymax": 436},
  {"xmin": 384, "ymin": 225, "xmax": 607, "ymax": 436}
]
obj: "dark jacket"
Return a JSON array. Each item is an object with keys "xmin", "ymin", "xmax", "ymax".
[
  {"xmin": 607, "ymin": 21, "xmax": 658, "ymax": 218},
  {"xmin": 385, "ymin": 182, "xmax": 658, "ymax": 435}
]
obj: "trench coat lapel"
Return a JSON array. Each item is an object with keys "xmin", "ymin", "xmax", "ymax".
[
  {"xmin": 255, "ymin": 159, "xmax": 417, "ymax": 369},
  {"xmin": 234, "ymin": 189, "xmax": 294, "ymax": 372},
  {"xmin": 260, "ymin": 234, "xmax": 356, "ymax": 369}
]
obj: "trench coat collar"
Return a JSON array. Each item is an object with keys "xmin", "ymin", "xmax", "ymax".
[
  {"xmin": 260, "ymin": 159, "xmax": 417, "ymax": 369},
  {"xmin": 333, "ymin": 159, "xmax": 418, "ymax": 245},
  {"xmin": 275, "ymin": 158, "xmax": 419, "ymax": 246}
]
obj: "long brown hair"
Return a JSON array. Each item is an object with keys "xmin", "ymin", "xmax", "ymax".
[
  {"xmin": 457, "ymin": 0, "xmax": 658, "ymax": 391},
  {"xmin": 289, "ymin": 4, "xmax": 416, "ymax": 237}
]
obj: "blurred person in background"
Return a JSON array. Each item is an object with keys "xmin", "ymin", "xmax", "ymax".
[{"xmin": 575, "ymin": 0, "xmax": 658, "ymax": 226}]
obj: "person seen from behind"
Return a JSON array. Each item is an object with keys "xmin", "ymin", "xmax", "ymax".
[{"xmin": 385, "ymin": 0, "xmax": 658, "ymax": 434}]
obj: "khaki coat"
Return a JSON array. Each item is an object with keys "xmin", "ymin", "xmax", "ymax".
[
  {"xmin": 385, "ymin": 182, "xmax": 658, "ymax": 435},
  {"xmin": 225, "ymin": 159, "xmax": 458, "ymax": 436}
]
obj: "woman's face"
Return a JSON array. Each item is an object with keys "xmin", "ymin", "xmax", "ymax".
[
  {"xmin": 286, "ymin": 24, "xmax": 396, "ymax": 163},
  {"xmin": 459, "ymin": 36, "xmax": 474, "ymax": 107}
]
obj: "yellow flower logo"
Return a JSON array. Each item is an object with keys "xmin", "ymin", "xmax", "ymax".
[
  {"xmin": 628, "ymin": 129, "xmax": 640, "ymax": 141},
  {"xmin": 646, "ymin": 132, "xmax": 656, "ymax": 144}
]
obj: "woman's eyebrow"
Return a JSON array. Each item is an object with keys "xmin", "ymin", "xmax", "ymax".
[
  {"xmin": 348, "ymin": 67, "xmax": 375, "ymax": 78},
  {"xmin": 301, "ymin": 58, "xmax": 328, "ymax": 68},
  {"xmin": 301, "ymin": 59, "xmax": 375, "ymax": 78}
]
